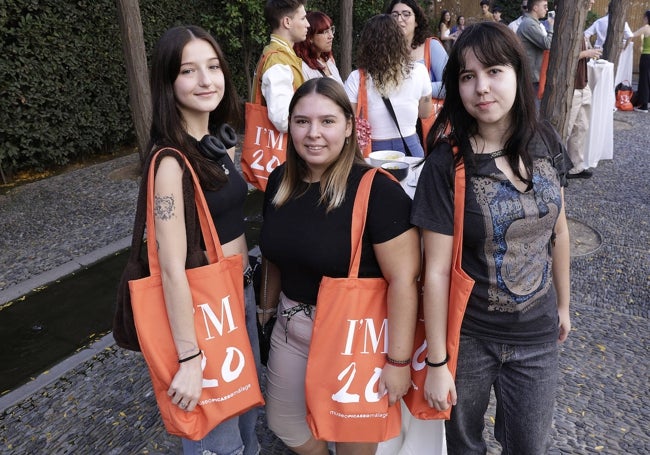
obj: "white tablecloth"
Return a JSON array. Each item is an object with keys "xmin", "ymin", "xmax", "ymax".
[
  {"xmin": 614, "ymin": 43, "xmax": 634, "ymax": 88},
  {"xmin": 585, "ymin": 59, "xmax": 614, "ymax": 169}
]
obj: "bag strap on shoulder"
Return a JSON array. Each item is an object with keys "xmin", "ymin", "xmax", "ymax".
[
  {"xmin": 452, "ymin": 146, "xmax": 466, "ymax": 267},
  {"xmin": 356, "ymin": 69, "xmax": 368, "ymax": 119},
  {"xmin": 348, "ymin": 168, "xmax": 398, "ymax": 278},
  {"xmin": 145, "ymin": 148, "xmax": 226, "ymax": 276}
]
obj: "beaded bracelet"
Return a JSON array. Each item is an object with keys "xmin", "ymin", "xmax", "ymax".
[
  {"xmin": 178, "ymin": 350, "xmax": 202, "ymax": 364},
  {"xmin": 386, "ymin": 355, "xmax": 411, "ymax": 367},
  {"xmin": 425, "ymin": 354, "xmax": 449, "ymax": 368}
]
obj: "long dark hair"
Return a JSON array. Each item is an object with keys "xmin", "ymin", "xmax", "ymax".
[
  {"xmin": 148, "ymin": 25, "xmax": 241, "ymax": 188},
  {"xmin": 429, "ymin": 22, "xmax": 537, "ymax": 184},
  {"xmin": 438, "ymin": 10, "xmax": 451, "ymax": 31},
  {"xmin": 385, "ymin": 0, "xmax": 431, "ymax": 48}
]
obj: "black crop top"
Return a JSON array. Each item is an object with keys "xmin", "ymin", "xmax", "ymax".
[{"xmin": 203, "ymin": 154, "xmax": 248, "ymax": 244}]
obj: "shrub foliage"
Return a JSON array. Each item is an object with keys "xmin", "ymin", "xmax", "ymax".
[{"xmin": 0, "ymin": 0, "xmax": 381, "ymax": 176}]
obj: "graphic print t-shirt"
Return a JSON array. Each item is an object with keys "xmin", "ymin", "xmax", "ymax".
[{"xmin": 411, "ymin": 137, "xmax": 562, "ymax": 345}]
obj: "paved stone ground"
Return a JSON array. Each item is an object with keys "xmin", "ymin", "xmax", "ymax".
[{"xmin": 0, "ymin": 110, "xmax": 648, "ymax": 454}]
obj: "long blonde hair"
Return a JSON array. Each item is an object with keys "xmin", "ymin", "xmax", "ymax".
[{"xmin": 272, "ymin": 78, "xmax": 369, "ymax": 212}]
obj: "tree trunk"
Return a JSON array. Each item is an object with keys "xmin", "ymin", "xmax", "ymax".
[
  {"xmin": 603, "ymin": 0, "xmax": 630, "ymax": 75},
  {"xmin": 339, "ymin": 0, "xmax": 353, "ymax": 80},
  {"xmin": 116, "ymin": 0, "xmax": 151, "ymax": 164},
  {"xmin": 540, "ymin": 0, "xmax": 591, "ymax": 139}
]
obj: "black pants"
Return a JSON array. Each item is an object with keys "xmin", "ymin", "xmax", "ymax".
[{"xmin": 637, "ymin": 54, "xmax": 650, "ymax": 110}]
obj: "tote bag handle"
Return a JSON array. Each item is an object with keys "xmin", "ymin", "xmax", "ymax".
[
  {"xmin": 145, "ymin": 148, "xmax": 226, "ymax": 276},
  {"xmin": 348, "ymin": 168, "xmax": 398, "ymax": 278}
]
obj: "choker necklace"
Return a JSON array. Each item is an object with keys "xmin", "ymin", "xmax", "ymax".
[{"xmin": 488, "ymin": 149, "xmax": 507, "ymax": 159}]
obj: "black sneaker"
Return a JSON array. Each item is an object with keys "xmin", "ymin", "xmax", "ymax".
[
  {"xmin": 634, "ymin": 107, "xmax": 648, "ymax": 113},
  {"xmin": 567, "ymin": 169, "xmax": 593, "ymax": 179}
]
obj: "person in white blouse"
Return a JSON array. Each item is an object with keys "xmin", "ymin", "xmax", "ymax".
[
  {"xmin": 294, "ymin": 11, "xmax": 343, "ymax": 84},
  {"xmin": 252, "ymin": 0, "xmax": 309, "ymax": 133},
  {"xmin": 345, "ymin": 14, "xmax": 432, "ymax": 157},
  {"xmin": 584, "ymin": 2, "xmax": 633, "ymax": 49}
]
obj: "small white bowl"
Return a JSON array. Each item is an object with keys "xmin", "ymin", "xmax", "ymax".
[{"xmin": 368, "ymin": 150, "xmax": 405, "ymax": 167}]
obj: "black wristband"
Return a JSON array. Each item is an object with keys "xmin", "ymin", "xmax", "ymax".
[
  {"xmin": 178, "ymin": 350, "xmax": 202, "ymax": 363},
  {"xmin": 425, "ymin": 354, "xmax": 449, "ymax": 368}
]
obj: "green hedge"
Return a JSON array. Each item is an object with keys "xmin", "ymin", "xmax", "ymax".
[
  {"xmin": 0, "ymin": 0, "xmax": 240, "ymax": 174},
  {"xmin": 0, "ymin": 0, "xmax": 381, "ymax": 176}
]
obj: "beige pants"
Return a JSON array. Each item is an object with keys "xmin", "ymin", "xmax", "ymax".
[{"xmin": 566, "ymin": 85, "xmax": 592, "ymax": 173}]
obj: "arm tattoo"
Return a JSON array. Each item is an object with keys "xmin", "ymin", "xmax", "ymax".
[{"xmin": 154, "ymin": 194, "xmax": 176, "ymax": 221}]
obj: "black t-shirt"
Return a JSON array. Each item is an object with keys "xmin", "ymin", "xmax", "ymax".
[
  {"xmin": 411, "ymin": 134, "xmax": 564, "ymax": 345},
  {"xmin": 260, "ymin": 164, "xmax": 413, "ymax": 305}
]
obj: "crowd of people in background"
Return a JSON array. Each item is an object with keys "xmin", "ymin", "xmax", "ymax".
[{"xmin": 130, "ymin": 1, "xmax": 647, "ymax": 454}]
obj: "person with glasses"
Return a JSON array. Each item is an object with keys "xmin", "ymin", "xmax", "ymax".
[
  {"xmin": 294, "ymin": 11, "xmax": 343, "ymax": 84},
  {"xmin": 386, "ymin": 0, "xmax": 448, "ymax": 156},
  {"xmin": 345, "ymin": 14, "xmax": 432, "ymax": 157},
  {"xmin": 387, "ymin": 1, "xmax": 447, "ymax": 99}
]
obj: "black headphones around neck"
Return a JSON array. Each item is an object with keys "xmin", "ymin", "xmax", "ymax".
[{"xmin": 196, "ymin": 123, "xmax": 238, "ymax": 162}]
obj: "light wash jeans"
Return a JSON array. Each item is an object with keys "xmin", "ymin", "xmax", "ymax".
[
  {"xmin": 182, "ymin": 283, "xmax": 261, "ymax": 455},
  {"xmin": 371, "ymin": 133, "xmax": 424, "ymax": 157},
  {"xmin": 446, "ymin": 334, "xmax": 559, "ymax": 455}
]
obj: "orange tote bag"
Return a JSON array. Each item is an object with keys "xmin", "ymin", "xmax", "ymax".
[
  {"xmin": 538, "ymin": 50, "xmax": 550, "ymax": 100},
  {"xmin": 241, "ymin": 51, "xmax": 287, "ymax": 191},
  {"xmin": 130, "ymin": 148, "xmax": 264, "ymax": 440},
  {"xmin": 305, "ymin": 169, "xmax": 401, "ymax": 442},
  {"xmin": 403, "ymin": 152, "xmax": 475, "ymax": 419},
  {"xmin": 420, "ymin": 38, "xmax": 445, "ymax": 155}
]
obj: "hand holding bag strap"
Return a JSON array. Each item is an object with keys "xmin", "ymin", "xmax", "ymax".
[{"xmin": 146, "ymin": 148, "xmax": 226, "ymax": 276}]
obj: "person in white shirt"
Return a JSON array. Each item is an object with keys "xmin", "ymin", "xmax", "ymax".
[
  {"xmin": 252, "ymin": 0, "xmax": 310, "ymax": 133},
  {"xmin": 508, "ymin": 0, "xmax": 528, "ymax": 33},
  {"xmin": 345, "ymin": 14, "xmax": 432, "ymax": 157},
  {"xmin": 584, "ymin": 3, "xmax": 633, "ymax": 49},
  {"xmin": 293, "ymin": 11, "xmax": 343, "ymax": 84}
]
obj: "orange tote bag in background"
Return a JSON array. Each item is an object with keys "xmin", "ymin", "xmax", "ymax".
[
  {"xmin": 241, "ymin": 51, "xmax": 287, "ymax": 191},
  {"xmin": 305, "ymin": 169, "xmax": 401, "ymax": 443},
  {"xmin": 356, "ymin": 70, "xmax": 373, "ymax": 158},
  {"xmin": 403, "ymin": 152, "xmax": 475, "ymax": 419},
  {"xmin": 130, "ymin": 149, "xmax": 264, "ymax": 440},
  {"xmin": 420, "ymin": 37, "xmax": 445, "ymax": 155},
  {"xmin": 538, "ymin": 50, "xmax": 550, "ymax": 100}
]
